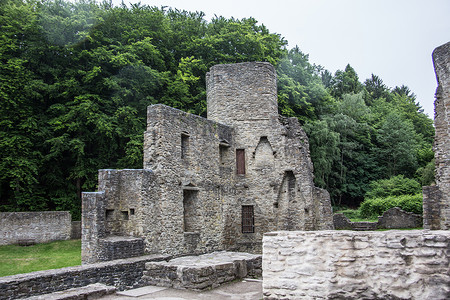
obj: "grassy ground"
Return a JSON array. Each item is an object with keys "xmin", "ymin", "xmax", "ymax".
[
  {"xmin": 334, "ymin": 208, "xmax": 378, "ymax": 222},
  {"xmin": 0, "ymin": 239, "xmax": 81, "ymax": 277}
]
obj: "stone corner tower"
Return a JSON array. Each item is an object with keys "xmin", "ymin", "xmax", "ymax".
[{"xmin": 206, "ymin": 62, "xmax": 278, "ymax": 126}]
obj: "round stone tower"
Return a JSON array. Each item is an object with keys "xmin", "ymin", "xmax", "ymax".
[{"xmin": 206, "ymin": 62, "xmax": 278, "ymax": 126}]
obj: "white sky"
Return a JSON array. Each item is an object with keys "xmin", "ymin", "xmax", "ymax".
[{"xmin": 108, "ymin": 0, "xmax": 449, "ymax": 118}]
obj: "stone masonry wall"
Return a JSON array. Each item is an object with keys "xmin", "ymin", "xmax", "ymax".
[
  {"xmin": 206, "ymin": 62, "xmax": 333, "ymax": 252},
  {"xmin": 143, "ymin": 104, "xmax": 235, "ymax": 256},
  {"xmin": 0, "ymin": 211, "xmax": 71, "ymax": 245},
  {"xmin": 82, "ymin": 62, "xmax": 334, "ymax": 263},
  {"xmin": 262, "ymin": 230, "xmax": 450, "ymax": 300},
  {"xmin": 97, "ymin": 169, "xmax": 160, "ymax": 255},
  {"xmin": 0, "ymin": 254, "xmax": 169, "ymax": 300},
  {"xmin": 423, "ymin": 41, "xmax": 450, "ymax": 229}
]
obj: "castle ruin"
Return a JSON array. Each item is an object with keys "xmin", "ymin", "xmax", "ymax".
[
  {"xmin": 423, "ymin": 41, "xmax": 450, "ymax": 230},
  {"xmin": 82, "ymin": 62, "xmax": 333, "ymax": 264}
]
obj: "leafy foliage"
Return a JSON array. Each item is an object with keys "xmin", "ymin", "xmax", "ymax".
[
  {"xmin": 0, "ymin": 0, "xmax": 435, "ymax": 215},
  {"xmin": 365, "ymin": 175, "xmax": 422, "ymax": 199},
  {"xmin": 359, "ymin": 194, "xmax": 423, "ymax": 219}
]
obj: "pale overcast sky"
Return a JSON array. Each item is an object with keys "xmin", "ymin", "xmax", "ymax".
[{"xmin": 106, "ymin": 0, "xmax": 449, "ymax": 118}]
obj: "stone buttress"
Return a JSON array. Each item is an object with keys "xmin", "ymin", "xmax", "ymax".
[{"xmin": 423, "ymin": 41, "xmax": 450, "ymax": 230}]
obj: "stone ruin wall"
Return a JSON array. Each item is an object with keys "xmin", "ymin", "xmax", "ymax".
[
  {"xmin": 263, "ymin": 230, "xmax": 450, "ymax": 300},
  {"xmin": 0, "ymin": 211, "xmax": 72, "ymax": 245},
  {"xmin": 423, "ymin": 41, "xmax": 450, "ymax": 230},
  {"xmin": 143, "ymin": 104, "xmax": 236, "ymax": 255},
  {"xmin": 206, "ymin": 62, "xmax": 333, "ymax": 240}
]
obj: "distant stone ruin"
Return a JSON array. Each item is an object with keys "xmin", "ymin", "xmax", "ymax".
[
  {"xmin": 423, "ymin": 41, "xmax": 450, "ymax": 230},
  {"xmin": 0, "ymin": 211, "xmax": 77, "ymax": 245},
  {"xmin": 82, "ymin": 62, "xmax": 334, "ymax": 264}
]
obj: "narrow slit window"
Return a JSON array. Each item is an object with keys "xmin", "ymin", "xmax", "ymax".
[
  {"xmin": 219, "ymin": 144, "xmax": 229, "ymax": 165},
  {"xmin": 236, "ymin": 149, "xmax": 245, "ymax": 175},
  {"xmin": 181, "ymin": 133, "xmax": 189, "ymax": 159},
  {"xmin": 183, "ymin": 189, "xmax": 199, "ymax": 232},
  {"xmin": 242, "ymin": 205, "xmax": 254, "ymax": 233}
]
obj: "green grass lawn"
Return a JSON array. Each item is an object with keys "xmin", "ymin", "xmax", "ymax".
[{"xmin": 0, "ymin": 239, "xmax": 81, "ymax": 277}]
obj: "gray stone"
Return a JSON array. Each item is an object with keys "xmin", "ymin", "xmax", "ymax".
[
  {"xmin": 24, "ymin": 283, "xmax": 115, "ymax": 300},
  {"xmin": 262, "ymin": 230, "xmax": 450, "ymax": 300},
  {"xmin": 377, "ymin": 207, "xmax": 422, "ymax": 229},
  {"xmin": 423, "ymin": 41, "xmax": 450, "ymax": 230},
  {"xmin": 0, "ymin": 211, "xmax": 72, "ymax": 246},
  {"xmin": 116, "ymin": 285, "xmax": 167, "ymax": 297},
  {"xmin": 142, "ymin": 251, "xmax": 262, "ymax": 291}
]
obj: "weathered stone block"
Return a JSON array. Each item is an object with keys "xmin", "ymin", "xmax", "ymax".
[{"xmin": 263, "ymin": 230, "xmax": 450, "ymax": 300}]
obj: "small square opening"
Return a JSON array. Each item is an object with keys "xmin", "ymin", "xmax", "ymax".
[
  {"xmin": 106, "ymin": 209, "xmax": 114, "ymax": 221},
  {"xmin": 121, "ymin": 211, "xmax": 129, "ymax": 221},
  {"xmin": 130, "ymin": 208, "xmax": 135, "ymax": 215}
]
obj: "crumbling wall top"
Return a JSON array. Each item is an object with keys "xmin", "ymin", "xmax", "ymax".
[{"xmin": 206, "ymin": 62, "xmax": 278, "ymax": 126}]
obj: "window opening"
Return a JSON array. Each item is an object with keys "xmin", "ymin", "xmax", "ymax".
[
  {"xmin": 219, "ymin": 144, "xmax": 230, "ymax": 165},
  {"xmin": 242, "ymin": 205, "xmax": 255, "ymax": 233},
  {"xmin": 121, "ymin": 211, "xmax": 129, "ymax": 221},
  {"xmin": 183, "ymin": 189, "xmax": 199, "ymax": 232},
  {"xmin": 130, "ymin": 208, "xmax": 135, "ymax": 215},
  {"xmin": 181, "ymin": 133, "xmax": 189, "ymax": 159},
  {"xmin": 236, "ymin": 149, "xmax": 246, "ymax": 175},
  {"xmin": 106, "ymin": 209, "xmax": 114, "ymax": 221}
]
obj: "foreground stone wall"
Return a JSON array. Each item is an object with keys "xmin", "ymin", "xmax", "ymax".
[
  {"xmin": 0, "ymin": 211, "xmax": 71, "ymax": 245},
  {"xmin": 423, "ymin": 41, "xmax": 450, "ymax": 230},
  {"xmin": 0, "ymin": 254, "xmax": 169, "ymax": 300},
  {"xmin": 263, "ymin": 230, "xmax": 449, "ymax": 300}
]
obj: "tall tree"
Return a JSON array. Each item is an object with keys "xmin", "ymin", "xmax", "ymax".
[{"xmin": 376, "ymin": 113, "xmax": 418, "ymax": 178}]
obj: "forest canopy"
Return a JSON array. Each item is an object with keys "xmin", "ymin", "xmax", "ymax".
[{"xmin": 0, "ymin": 0, "xmax": 434, "ymax": 218}]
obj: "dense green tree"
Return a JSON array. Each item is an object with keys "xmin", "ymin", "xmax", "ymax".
[
  {"xmin": 376, "ymin": 113, "xmax": 418, "ymax": 178},
  {"xmin": 363, "ymin": 74, "xmax": 391, "ymax": 104},
  {"xmin": 277, "ymin": 47, "xmax": 334, "ymax": 122},
  {"xmin": 303, "ymin": 120, "xmax": 339, "ymax": 190},
  {"xmin": 0, "ymin": 0, "xmax": 436, "ymax": 213},
  {"xmin": 329, "ymin": 64, "xmax": 363, "ymax": 99},
  {"xmin": 365, "ymin": 175, "xmax": 421, "ymax": 199}
]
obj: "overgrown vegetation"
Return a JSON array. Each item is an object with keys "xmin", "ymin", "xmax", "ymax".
[
  {"xmin": 0, "ymin": 0, "xmax": 434, "ymax": 217},
  {"xmin": 359, "ymin": 194, "xmax": 423, "ymax": 219},
  {"xmin": 0, "ymin": 239, "xmax": 81, "ymax": 276}
]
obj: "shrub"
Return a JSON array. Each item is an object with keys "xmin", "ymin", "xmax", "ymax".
[
  {"xmin": 359, "ymin": 194, "xmax": 422, "ymax": 219},
  {"xmin": 365, "ymin": 175, "xmax": 421, "ymax": 199}
]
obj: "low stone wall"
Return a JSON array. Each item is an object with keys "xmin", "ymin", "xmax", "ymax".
[
  {"xmin": 99, "ymin": 236, "xmax": 145, "ymax": 261},
  {"xmin": 333, "ymin": 207, "xmax": 422, "ymax": 230},
  {"xmin": 263, "ymin": 230, "xmax": 449, "ymax": 300},
  {"xmin": 0, "ymin": 211, "xmax": 71, "ymax": 245},
  {"xmin": 378, "ymin": 207, "xmax": 422, "ymax": 229},
  {"xmin": 0, "ymin": 254, "xmax": 170, "ymax": 300}
]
